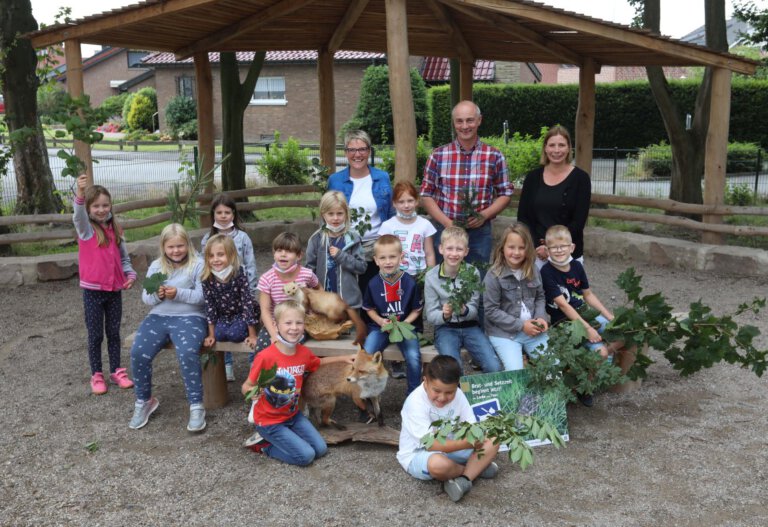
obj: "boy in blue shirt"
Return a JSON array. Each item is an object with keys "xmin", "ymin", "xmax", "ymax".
[{"xmin": 362, "ymin": 234, "xmax": 422, "ymax": 394}]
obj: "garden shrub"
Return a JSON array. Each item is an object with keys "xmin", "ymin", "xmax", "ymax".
[
  {"xmin": 256, "ymin": 133, "xmax": 312, "ymax": 185},
  {"xmin": 725, "ymin": 183, "xmax": 756, "ymax": 206},
  {"xmin": 165, "ymin": 95, "xmax": 197, "ymax": 139},
  {"xmin": 126, "ymin": 94, "xmax": 155, "ymax": 131},
  {"xmin": 341, "ymin": 65, "xmax": 428, "ymax": 145},
  {"xmin": 99, "ymin": 93, "xmax": 129, "ymax": 119},
  {"xmin": 136, "ymin": 87, "xmax": 157, "ymax": 110},
  {"xmin": 378, "ymin": 136, "xmax": 431, "ymax": 186},
  {"xmin": 37, "ymin": 85, "xmax": 68, "ymax": 125},
  {"xmin": 482, "ymin": 129, "xmax": 545, "ymax": 183},
  {"xmin": 122, "ymin": 92, "xmax": 136, "ymax": 121},
  {"xmin": 627, "ymin": 141, "xmax": 762, "ymax": 179}
]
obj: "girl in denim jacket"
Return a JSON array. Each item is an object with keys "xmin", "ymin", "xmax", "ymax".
[{"xmin": 482, "ymin": 223, "xmax": 549, "ymax": 371}]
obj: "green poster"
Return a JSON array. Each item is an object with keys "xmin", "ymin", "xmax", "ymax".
[{"xmin": 460, "ymin": 369, "xmax": 569, "ymax": 446}]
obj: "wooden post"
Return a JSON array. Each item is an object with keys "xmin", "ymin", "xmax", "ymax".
[
  {"xmin": 459, "ymin": 58, "xmax": 473, "ymax": 102},
  {"xmin": 575, "ymin": 58, "xmax": 596, "ymax": 173},
  {"xmin": 201, "ymin": 350, "xmax": 229, "ymax": 409},
  {"xmin": 385, "ymin": 0, "xmax": 418, "ymax": 183},
  {"xmin": 63, "ymin": 39, "xmax": 94, "ymax": 184},
  {"xmin": 194, "ymin": 52, "xmax": 215, "ymax": 227},
  {"xmin": 702, "ymin": 67, "xmax": 731, "ymax": 245},
  {"xmin": 318, "ymin": 48, "xmax": 336, "ymax": 173}
]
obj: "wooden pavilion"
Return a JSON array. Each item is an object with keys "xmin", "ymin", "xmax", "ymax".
[{"xmin": 27, "ymin": 0, "xmax": 757, "ymax": 240}]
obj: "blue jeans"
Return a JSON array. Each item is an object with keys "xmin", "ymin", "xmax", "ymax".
[
  {"xmin": 434, "ymin": 325, "xmax": 501, "ymax": 374},
  {"xmin": 434, "ymin": 222, "xmax": 492, "ymax": 275},
  {"xmin": 130, "ymin": 314, "xmax": 206, "ymax": 404},
  {"xmin": 489, "ymin": 332, "xmax": 549, "ymax": 371},
  {"xmin": 215, "ymin": 319, "xmax": 248, "ymax": 366},
  {"xmin": 585, "ymin": 315, "xmax": 609, "ymax": 353},
  {"xmin": 255, "ymin": 412, "xmax": 328, "ymax": 466},
  {"xmin": 364, "ymin": 328, "xmax": 421, "ymax": 394}
]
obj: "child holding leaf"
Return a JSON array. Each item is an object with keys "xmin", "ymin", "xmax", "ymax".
[
  {"xmin": 362, "ymin": 235, "xmax": 423, "ymax": 394},
  {"xmin": 73, "ymin": 174, "xmax": 137, "ymax": 395},
  {"xmin": 241, "ymin": 300, "xmax": 353, "ymax": 465}
]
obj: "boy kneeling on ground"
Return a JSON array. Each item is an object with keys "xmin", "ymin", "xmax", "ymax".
[{"xmin": 397, "ymin": 356, "xmax": 500, "ymax": 502}]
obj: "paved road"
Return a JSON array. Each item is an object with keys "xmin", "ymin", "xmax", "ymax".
[{"xmin": 2, "ymin": 149, "xmax": 766, "ymax": 207}]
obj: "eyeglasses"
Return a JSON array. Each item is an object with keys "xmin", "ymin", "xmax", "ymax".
[
  {"xmin": 345, "ymin": 147, "xmax": 370, "ymax": 155},
  {"xmin": 547, "ymin": 245, "xmax": 572, "ymax": 252}
]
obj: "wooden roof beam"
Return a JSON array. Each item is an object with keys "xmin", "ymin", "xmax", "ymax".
[
  {"xmin": 453, "ymin": 0, "xmax": 757, "ymax": 74},
  {"xmin": 327, "ymin": 0, "xmax": 370, "ymax": 53},
  {"xmin": 442, "ymin": 0, "xmax": 581, "ymax": 65},
  {"xmin": 423, "ymin": 0, "xmax": 475, "ymax": 62},
  {"xmin": 174, "ymin": 0, "xmax": 317, "ymax": 60},
  {"xmin": 29, "ymin": 0, "xmax": 221, "ymax": 49}
]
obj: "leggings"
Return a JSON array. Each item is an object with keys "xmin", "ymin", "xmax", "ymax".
[
  {"xmin": 82, "ymin": 289, "xmax": 123, "ymax": 374},
  {"xmin": 130, "ymin": 314, "xmax": 207, "ymax": 404}
]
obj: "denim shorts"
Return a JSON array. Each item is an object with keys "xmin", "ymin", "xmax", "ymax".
[{"xmin": 406, "ymin": 448, "xmax": 474, "ymax": 480}]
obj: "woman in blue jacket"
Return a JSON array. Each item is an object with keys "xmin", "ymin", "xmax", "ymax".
[{"xmin": 327, "ymin": 130, "xmax": 394, "ymax": 292}]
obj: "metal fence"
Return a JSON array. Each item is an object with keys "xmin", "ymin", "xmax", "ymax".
[{"xmin": 1, "ymin": 140, "xmax": 766, "ymax": 211}]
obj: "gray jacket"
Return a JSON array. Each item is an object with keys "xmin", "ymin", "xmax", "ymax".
[
  {"xmin": 305, "ymin": 229, "xmax": 367, "ymax": 308},
  {"xmin": 424, "ymin": 263, "xmax": 481, "ymax": 326},
  {"xmin": 483, "ymin": 266, "xmax": 547, "ymax": 338}
]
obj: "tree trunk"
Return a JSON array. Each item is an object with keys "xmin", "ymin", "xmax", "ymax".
[
  {"xmin": 0, "ymin": 0, "xmax": 62, "ymax": 214},
  {"xmin": 643, "ymin": 0, "xmax": 726, "ymax": 207},
  {"xmin": 220, "ymin": 51, "xmax": 265, "ymax": 192}
]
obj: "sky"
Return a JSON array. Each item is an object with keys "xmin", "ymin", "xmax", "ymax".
[{"xmin": 30, "ymin": 0, "xmax": 766, "ymax": 57}]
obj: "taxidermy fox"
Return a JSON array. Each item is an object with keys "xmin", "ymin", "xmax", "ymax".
[
  {"xmin": 283, "ymin": 282, "xmax": 368, "ymax": 345},
  {"xmin": 302, "ymin": 347, "xmax": 388, "ymax": 429}
]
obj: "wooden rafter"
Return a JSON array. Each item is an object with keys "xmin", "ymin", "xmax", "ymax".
[
  {"xmin": 327, "ymin": 0, "xmax": 370, "ymax": 52},
  {"xmin": 453, "ymin": 0, "xmax": 757, "ymax": 74},
  {"xmin": 442, "ymin": 0, "xmax": 581, "ymax": 65},
  {"xmin": 423, "ymin": 0, "xmax": 474, "ymax": 62},
  {"xmin": 174, "ymin": 0, "xmax": 317, "ymax": 60},
  {"xmin": 29, "ymin": 0, "xmax": 221, "ymax": 49}
]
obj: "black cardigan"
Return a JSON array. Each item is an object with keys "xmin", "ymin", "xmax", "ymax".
[{"xmin": 516, "ymin": 166, "xmax": 591, "ymax": 259}]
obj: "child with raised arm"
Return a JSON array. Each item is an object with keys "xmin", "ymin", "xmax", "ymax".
[
  {"xmin": 255, "ymin": 232, "xmax": 319, "ymax": 358},
  {"xmin": 201, "ymin": 194, "xmax": 259, "ymax": 381},
  {"xmin": 73, "ymin": 174, "xmax": 136, "ymax": 395},
  {"xmin": 398, "ymin": 356, "xmax": 500, "ymax": 502},
  {"xmin": 424, "ymin": 226, "xmax": 501, "ymax": 374},
  {"xmin": 201, "ymin": 234, "xmax": 258, "ymax": 351},
  {"xmin": 241, "ymin": 300, "xmax": 353, "ymax": 466},
  {"xmin": 483, "ymin": 222, "xmax": 549, "ymax": 371},
  {"xmin": 378, "ymin": 181, "xmax": 436, "ymax": 276},
  {"xmin": 362, "ymin": 234, "xmax": 423, "ymax": 394},
  {"xmin": 305, "ymin": 191, "xmax": 366, "ymax": 307}
]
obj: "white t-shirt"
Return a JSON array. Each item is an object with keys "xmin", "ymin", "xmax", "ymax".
[
  {"xmin": 378, "ymin": 216, "xmax": 436, "ymax": 275},
  {"xmin": 397, "ymin": 383, "xmax": 476, "ymax": 471},
  {"xmin": 349, "ymin": 175, "xmax": 381, "ymax": 242}
]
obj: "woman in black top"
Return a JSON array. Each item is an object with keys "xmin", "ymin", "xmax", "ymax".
[{"xmin": 517, "ymin": 125, "xmax": 591, "ymax": 266}]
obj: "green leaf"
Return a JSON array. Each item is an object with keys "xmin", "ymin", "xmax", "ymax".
[
  {"xmin": 85, "ymin": 441, "xmax": 100, "ymax": 453},
  {"xmin": 142, "ymin": 272, "xmax": 168, "ymax": 295},
  {"xmin": 256, "ymin": 363, "xmax": 278, "ymax": 388}
]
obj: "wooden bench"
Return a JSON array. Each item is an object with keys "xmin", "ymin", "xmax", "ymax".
[{"xmin": 123, "ymin": 332, "xmax": 444, "ymax": 409}]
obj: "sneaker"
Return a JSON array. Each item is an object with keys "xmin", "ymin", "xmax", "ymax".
[
  {"xmin": 109, "ymin": 367, "xmax": 134, "ymax": 389},
  {"xmin": 129, "ymin": 397, "xmax": 159, "ymax": 430},
  {"xmin": 577, "ymin": 392, "xmax": 594, "ymax": 407},
  {"xmin": 225, "ymin": 363, "xmax": 235, "ymax": 382},
  {"xmin": 443, "ymin": 477, "xmax": 472, "ymax": 502},
  {"xmin": 90, "ymin": 372, "xmax": 107, "ymax": 395},
  {"xmin": 478, "ymin": 461, "xmax": 499, "ymax": 479},
  {"xmin": 187, "ymin": 403, "xmax": 206, "ymax": 432},
  {"xmin": 243, "ymin": 431, "xmax": 270, "ymax": 453},
  {"xmin": 390, "ymin": 361, "xmax": 406, "ymax": 379}
]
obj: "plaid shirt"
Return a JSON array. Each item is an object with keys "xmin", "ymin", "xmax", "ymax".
[{"xmin": 421, "ymin": 139, "xmax": 513, "ymax": 221}]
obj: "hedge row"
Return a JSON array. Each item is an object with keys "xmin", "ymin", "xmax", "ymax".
[{"xmin": 427, "ymin": 79, "xmax": 768, "ymax": 149}]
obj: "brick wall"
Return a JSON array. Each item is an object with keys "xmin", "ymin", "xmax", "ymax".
[
  {"xmin": 69, "ymin": 49, "xmax": 154, "ymax": 107},
  {"xmin": 155, "ymin": 62, "xmax": 369, "ymax": 142}
]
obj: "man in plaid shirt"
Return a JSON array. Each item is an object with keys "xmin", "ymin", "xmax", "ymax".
[{"xmin": 420, "ymin": 100, "xmax": 514, "ymax": 267}]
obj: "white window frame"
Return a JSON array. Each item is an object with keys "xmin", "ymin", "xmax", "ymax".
[{"xmin": 250, "ymin": 76, "xmax": 287, "ymax": 106}]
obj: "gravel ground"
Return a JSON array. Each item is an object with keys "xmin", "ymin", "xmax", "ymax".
[{"xmin": 1, "ymin": 254, "xmax": 766, "ymax": 527}]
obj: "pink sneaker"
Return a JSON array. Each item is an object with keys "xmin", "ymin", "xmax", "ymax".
[
  {"xmin": 109, "ymin": 367, "xmax": 134, "ymax": 389},
  {"xmin": 91, "ymin": 372, "xmax": 108, "ymax": 395}
]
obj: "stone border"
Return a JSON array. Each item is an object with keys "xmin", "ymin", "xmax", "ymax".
[{"xmin": 2, "ymin": 218, "xmax": 767, "ymax": 287}]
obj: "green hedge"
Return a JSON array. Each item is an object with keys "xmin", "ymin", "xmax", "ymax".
[
  {"xmin": 628, "ymin": 141, "xmax": 762, "ymax": 179},
  {"xmin": 427, "ymin": 79, "xmax": 768, "ymax": 149}
]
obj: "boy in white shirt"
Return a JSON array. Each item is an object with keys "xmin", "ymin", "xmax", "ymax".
[{"xmin": 397, "ymin": 356, "xmax": 500, "ymax": 502}]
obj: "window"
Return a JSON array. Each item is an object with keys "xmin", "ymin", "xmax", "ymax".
[
  {"xmin": 127, "ymin": 50, "xmax": 149, "ymax": 68},
  {"xmin": 176, "ymin": 76, "xmax": 196, "ymax": 99},
  {"xmin": 250, "ymin": 76, "xmax": 286, "ymax": 105}
]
